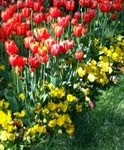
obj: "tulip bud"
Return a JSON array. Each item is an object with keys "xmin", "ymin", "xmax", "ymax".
[{"xmin": 75, "ymin": 51, "xmax": 84, "ymax": 61}]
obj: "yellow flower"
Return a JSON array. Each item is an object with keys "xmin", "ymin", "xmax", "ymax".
[
  {"xmin": 0, "ymin": 144, "xmax": 4, "ymax": 150},
  {"xmin": 35, "ymin": 103, "xmax": 41, "ymax": 114},
  {"xmin": 37, "ymin": 125, "xmax": 46, "ymax": 133},
  {"xmin": 33, "ymin": 124, "xmax": 47, "ymax": 134},
  {"xmin": 58, "ymin": 102, "xmax": 68, "ymax": 112},
  {"xmin": 66, "ymin": 124, "xmax": 75, "ymax": 136},
  {"xmin": 18, "ymin": 93, "xmax": 25, "ymax": 101},
  {"xmin": 0, "ymin": 111, "xmax": 12, "ymax": 129},
  {"xmin": 116, "ymin": 35, "xmax": 123, "ymax": 41},
  {"xmin": 98, "ymin": 61, "xmax": 112, "ymax": 73},
  {"xmin": 76, "ymin": 67, "xmax": 86, "ymax": 77},
  {"xmin": 48, "ymin": 119, "xmax": 56, "ymax": 128},
  {"xmin": 63, "ymin": 114, "xmax": 72, "ymax": 124},
  {"xmin": 76, "ymin": 104, "xmax": 82, "ymax": 112},
  {"xmin": 50, "ymin": 88, "xmax": 65, "ymax": 99},
  {"xmin": 0, "ymin": 100, "xmax": 9, "ymax": 110},
  {"xmin": 4, "ymin": 102, "xmax": 9, "ymax": 109},
  {"xmin": 67, "ymin": 94, "xmax": 76, "ymax": 102},
  {"xmin": 57, "ymin": 115, "xmax": 65, "ymax": 126},
  {"xmin": 42, "ymin": 108, "xmax": 49, "ymax": 114},
  {"xmin": 7, "ymin": 133, "xmax": 15, "ymax": 141},
  {"xmin": 0, "ymin": 131, "xmax": 8, "ymax": 141},
  {"xmin": 47, "ymin": 83, "xmax": 54, "ymax": 90},
  {"xmin": 0, "ymin": 65, "xmax": 5, "ymax": 71},
  {"xmin": 47, "ymin": 102, "xmax": 57, "ymax": 111},
  {"xmin": 0, "ymin": 100, "xmax": 4, "ymax": 108},
  {"xmin": 14, "ymin": 110, "xmax": 26, "ymax": 118},
  {"xmin": 82, "ymin": 88, "xmax": 90, "ymax": 96},
  {"xmin": 87, "ymin": 74, "xmax": 96, "ymax": 82},
  {"xmin": 57, "ymin": 88, "xmax": 65, "ymax": 98}
]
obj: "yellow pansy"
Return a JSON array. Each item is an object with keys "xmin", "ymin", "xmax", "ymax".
[
  {"xmin": 47, "ymin": 102, "xmax": 57, "ymax": 111},
  {"xmin": 82, "ymin": 88, "xmax": 90, "ymax": 95},
  {"xmin": 0, "ymin": 111, "xmax": 12, "ymax": 129},
  {"xmin": 50, "ymin": 88, "xmax": 65, "ymax": 99},
  {"xmin": 76, "ymin": 67, "xmax": 86, "ymax": 77},
  {"xmin": 58, "ymin": 102, "xmax": 68, "ymax": 112},
  {"xmin": 0, "ymin": 100, "xmax": 4, "ymax": 108},
  {"xmin": 48, "ymin": 119, "xmax": 56, "ymax": 128},
  {"xmin": 87, "ymin": 74, "xmax": 96, "ymax": 82},
  {"xmin": 67, "ymin": 94, "xmax": 76, "ymax": 102},
  {"xmin": 14, "ymin": 110, "xmax": 26, "ymax": 118},
  {"xmin": 56, "ymin": 115, "xmax": 65, "ymax": 126},
  {"xmin": 4, "ymin": 102, "xmax": 9, "ymax": 109},
  {"xmin": 0, "ymin": 131, "xmax": 8, "ymax": 141},
  {"xmin": 0, "ymin": 144, "xmax": 4, "ymax": 150},
  {"xmin": 66, "ymin": 124, "xmax": 75, "ymax": 136},
  {"xmin": 0, "ymin": 65, "xmax": 5, "ymax": 71},
  {"xmin": 33, "ymin": 124, "xmax": 46, "ymax": 134},
  {"xmin": 18, "ymin": 93, "xmax": 25, "ymax": 101},
  {"xmin": 7, "ymin": 133, "xmax": 15, "ymax": 141},
  {"xmin": 42, "ymin": 108, "xmax": 49, "ymax": 114},
  {"xmin": 76, "ymin": 104, "xmax": 82, "ymax": 112}
]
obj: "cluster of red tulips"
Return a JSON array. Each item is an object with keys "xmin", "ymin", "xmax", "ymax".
[{"xmin": 0, "ymin": 0, "xmax": 123, "ymax": 73}]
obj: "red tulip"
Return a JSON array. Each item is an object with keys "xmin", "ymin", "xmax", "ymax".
[
  {"xmin": 79, "ymin": 0, "xmax": 93, "ymax": 8},
  {"xmin": 33, "ymin": 13, "xmax": 45, "ymax": 24},
  {"xmin": 52, "ymin": 0, "xmax": 62, "ymax": 7},
  {"xmin": 5, "ymin": 40, "xmax": 19, "ymax": 55},
  {"xmin": 71, "ymin": 18, "xmax": 78, "ymax": 26},
  {"xmin": 9, "ymin": 55, "xmax": 26, "ymax": 68},
  {"xmin": 33, "ymin": 2, "xmax": 41, "ymax": 12},
  {"xmin": 25, "ymin": 0, "xmax": 33, "ymax": 8},
  {"xmin": 75, "ymin": 51, "xmax": 84, "ymax": 61},
  {"xmin": 65, "ymin": 0, "xmax": 75, "ymax": 11},
  {"xmin": 24, "ymin": 36, "xmax": 35, "ymax": 49},
  {"xmin": 17, "ymin": 0, "xmax": 24, "ymax": 9},
  {"xmin": 26, "ymin": 30, "xmax": 33, "ymax": 37},
  {"xmin": 82, "ymin": 9, "xmax": 95, "ymax": 23},
  {"xmin": 13, "ymin": 13, "xmax": 22, "ymax": 22},
  {"xmin": 54, "ymin": 25, "xmax": 64, "ymax": 37},
  {"xmin": 49, "ymin": 7, "xmax": 61, "ymax": 18},
  {"xmin": 112, "ymin": 2, "xmax": 122, "ymax": 11},
  {"xmin": 22, "ymin": 8, "xmax": 31, "ymax": 18},
  {"xmin": 99, "ymin": 2, "xmax": 111, "ymax": 13},
  {"xmin": 30, "ymin": 42, "xmax": 40, "ymax": 54},
  {"xmin": 91, "ymin": 0, "xmax": 98, "ymax": 9},
  {"xmin": 1, "ymin": 10, "xmax": 11, "ymax": 21},
  {"xmin": 34, "ymin": 28, "xmax": 50, "ymax": 41},
  {"xmin": 28, "ymin": 56, "xmax": 41, "ymax": 71},
  {"xmin": 74, "ymin": 12, "xmax": 81, "ymax": 20},
  {"xmin": 44, "ymin": 38, "xmax": 56, "ymax": 51},
  {"xmin": 50, "ymin": 43, "xmax": 64, "ymax": 56},
  {"xmin": 16, "ymin": 23, "xmax": 30, "ymax": 36},
  {"xmin": 41, "ymin": 55, "xmax": 49, "ymax": 63},
  {"xmin": 73, "ymin": 24, "xmax": 83, "ymax": 37},
  {"xmin": 57, "ymin": 16, "xmax": 69, "ymax": 28}
]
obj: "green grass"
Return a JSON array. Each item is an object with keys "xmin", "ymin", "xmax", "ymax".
[{"xmin": 31, "ymin": 75, "xmax": 124, "ymax": 150}]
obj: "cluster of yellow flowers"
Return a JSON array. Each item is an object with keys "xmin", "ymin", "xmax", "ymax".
[
  {"xmin": 0, "ymin": 100, "xmax": 16, "ymax": 146},
  {"xmin": 77, "ymin": 36, "xmax": 124, "ymax": 85},
  {"xmin": 0, "ymin": 90, "xmax": 81, "ymax": 147}
]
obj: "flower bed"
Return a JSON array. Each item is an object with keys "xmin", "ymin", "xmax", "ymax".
[{"xmin": 0, "ymin": 0, "xmax": 124, "ymax": 149}]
